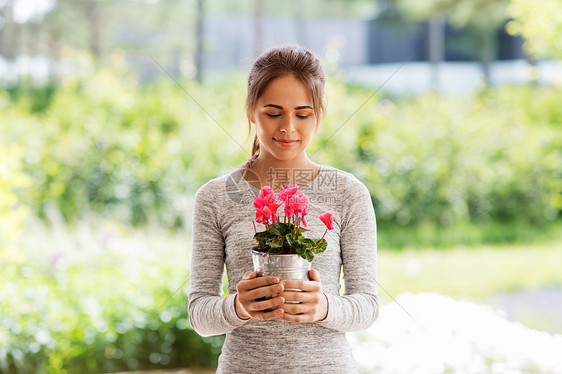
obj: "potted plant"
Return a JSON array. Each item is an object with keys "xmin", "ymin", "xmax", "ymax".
[{"xmin": 251, "ymin": 184, "xmax": 334, "ymax": 280}]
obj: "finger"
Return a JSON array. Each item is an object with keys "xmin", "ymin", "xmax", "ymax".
[
  {"xmin": 248, "ymin": 296, "xmax": 285, "ymax": 312},
  {"xmin": 308, "ymin": 269, "xmax": 321, "ymax": 282},
  {"xmin": 244, "ymin": 282, "xmax": 285, "ymax": 301},
  {"xmin": 243, "ymin": 271, "xmax": 256, "ymax": 280},
  {"xmin": 252, "ymin": 307, "xmax": 284, "ymax": 320},
  {"xmin": 239, "ymin": 276, "xmax": 280, "ymax": 291},
  {"xmin": 282, "ymin": 290, "xmax": 321, "ymax": 304},
  {"xmin": 280, "ymin": 312, "xmax": 312, "ymax": 323},
  {"xmin": 282, "ymin": 280, "xmax": 321, "ymax": 292},
  {"xmin": 281, "ymin": 302, "xmax": 314, "ymax": 315},
  {"xmin": 281, "ymin": 279, "xmax": 304, "ymax": 290}
]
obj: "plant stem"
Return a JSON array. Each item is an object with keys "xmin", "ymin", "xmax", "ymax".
[
  {"xmin": 312, "ymin": 228, "xmax": 328, "ymax": 250},
  {"xmin": 294, "ymin": 215, "xmax": 299, "ymax": 242}
]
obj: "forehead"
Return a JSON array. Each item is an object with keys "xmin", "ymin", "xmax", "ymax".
[{"xmin": 257, "ymin": 75, "xmax": 313, "ymax": 105}]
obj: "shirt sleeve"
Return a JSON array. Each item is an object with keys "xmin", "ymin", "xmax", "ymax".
[
  {"xmin": 316, "ymin": 176, "xmax": 379, "ymax": 332},
  {"xmin": 187, "ymin": 182, "xmax": 249, "ymax": 337}
]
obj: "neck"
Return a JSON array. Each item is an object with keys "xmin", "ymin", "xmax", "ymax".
[
  {"xmin": 255, "ymin": 152, "xmax": 314, "ymax": 170},
  {"xmin": 249, "ymin": 153, "xmax": 320, "ymax": 192}
]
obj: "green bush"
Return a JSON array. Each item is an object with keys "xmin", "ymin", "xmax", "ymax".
[
  {"xmin": 1, "ymin": 67, "xmax": 246, "ymax": 228},
  {"xmin": 313, "ymin": 84, "xmax": 561, "ymax": 226},
  {"xmin": 1, "ymin": 69, "xmax": 560, "ymax": 231},
  {"xmin": 0, "ymin": 142, "xmax": 32, "ymax": 252},
  {"xmin": 0, "ymin": 249, "xmax": 223, "ymax": 373},
  {"xmin": 1, "ymin": 65, "xmax": 561, "ymax": 372}
]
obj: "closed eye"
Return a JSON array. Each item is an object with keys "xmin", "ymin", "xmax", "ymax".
[
  {"xmin": 266, "ymin": 113, "xmax": 281, "ymax": 118},
  {"xmin": 296, "ymin": 115, "xmax": 309, "ymax": 119}
]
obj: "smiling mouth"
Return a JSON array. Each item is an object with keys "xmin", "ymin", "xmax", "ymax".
[{"xmin": 274, "ymin": 138, "xmax": 298, "ymax": 147}]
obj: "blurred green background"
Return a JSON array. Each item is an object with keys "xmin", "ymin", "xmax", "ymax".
[{"xmin": 1, "ymin": 0, "xmax": 561, "ymax": 373}]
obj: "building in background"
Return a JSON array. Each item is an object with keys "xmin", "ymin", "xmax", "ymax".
[{"xmin": 2, "ymin": 1, "xmax": 559, "ymax": 94}]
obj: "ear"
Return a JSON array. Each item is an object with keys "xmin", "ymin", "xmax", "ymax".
[
  {"xmin": 313, "ymin": 121, "xmax": 321, "ymax": 136},
  {"xmin": 248, "ymin": 113, "xmax": 256, "ymax": 124}
]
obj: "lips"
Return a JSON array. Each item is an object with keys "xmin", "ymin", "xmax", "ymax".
[{"xmin": 274, "ymin": 138, "xmax": 298, "ymax": 147}]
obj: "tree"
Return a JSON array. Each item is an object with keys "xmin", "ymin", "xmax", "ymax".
[
  {"xmin": 397, "ymin": 0, "xmax": 511, "ymax": 85},
  {"xmin": 195, "ymin": 0, "xmax": 205, "ymax": 83},
  {"xmin": 254, "ymin": 0, "xmax": 264, "ymax": 56},
  {"xmin": 506, "ymin": 0, "xmax": 562, "ymax": 60},
  {"xmin": 0, "ymin": 0, "xmax": 19, "ymax": 86}
]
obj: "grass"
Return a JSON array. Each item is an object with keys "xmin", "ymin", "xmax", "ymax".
[
  {"xmin": 18, "ymin": 215, "xmax": 560, "ymax": 307},
  {"xmin": 375, "ymin": 240, "xmax": 562, "ymax": 333},
  {"xmin": 377, "ymin": 240, "xmax": 562, "ymax": 304},
  {"xmin": 377, "ymin": 219, "xmax": 562, "ymax": 250},
  {"xmin": 16, "ymin": 215, "xmax": 561, "ymax": 306},
  {"xmin": 13, "ymin": 215, "xmax": 562, "ymax": 333}
]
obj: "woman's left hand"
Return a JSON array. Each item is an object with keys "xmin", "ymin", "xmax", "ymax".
[{"xmin": 279, "ymin": 269, "xmax": 328, "ymax": 323}]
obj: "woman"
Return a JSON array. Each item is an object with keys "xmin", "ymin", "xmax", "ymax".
[{"xmin": 188, "ymin": 45, "xmax": 378, "ymax": 373}]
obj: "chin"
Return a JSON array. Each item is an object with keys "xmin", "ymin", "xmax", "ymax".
[
  {"xmin": 269, "ymin": 150, "xmax": 299, "ymax": 160},
  {"xmin": 273, "ymin": 155, "xmax": 297, "ymax": 162}
]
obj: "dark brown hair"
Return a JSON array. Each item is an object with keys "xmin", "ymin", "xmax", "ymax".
[{"xmin": 243, "ymin": 45, "xmax": 326, "ymax": 168}]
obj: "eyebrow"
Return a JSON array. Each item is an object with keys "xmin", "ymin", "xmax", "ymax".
[{"xmin": 263, "ymin": 104, "xmax": 313, "ymax": 110}]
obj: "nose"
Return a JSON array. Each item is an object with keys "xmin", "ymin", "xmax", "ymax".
[{"xmin": 279, "ymin": 116, "xmax": 296, "ymax": 134}]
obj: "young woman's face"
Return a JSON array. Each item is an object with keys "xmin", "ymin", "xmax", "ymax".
[{"xmin": 251, "ymin": 74, "xmax": 317, "ymax": 163}]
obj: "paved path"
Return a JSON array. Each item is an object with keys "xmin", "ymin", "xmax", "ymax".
[{"xmin": 483, "ymin": 287, "xmax": 562, "ymax": 334}]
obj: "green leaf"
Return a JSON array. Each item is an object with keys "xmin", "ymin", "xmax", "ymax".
[
  {"xmin": 266, "ymin": 236, "xmax": 283, "ymax": 248},
  {"xmin": 254, "ymin": 231, "xmax": 269, "ymax": 241},
  {"xmin": 293, "ymin": 239, "xmax": 306, "ymax": 251},
  {"xmin": 303, "ymin": 238, "xmax": 316, "ymax": 248},
  {"xmin": 298, "ymin": 227, "xmax": 310, "ymax": 233},
  {"xmin": 268, "ymin": 221, "xmax": 290, "ymax": 236},
  {"xmin": 285, "ymin": 234, "xmax": 293, "ymax": 246},
  {"xmin": 295, "ymin": 245, "xmax": 306, "ymax": 257},
  {"xmin": 253, "ymin": 231, "xmax": 271, "ymax": 249},
  {"xmin": 312, "ymin": 238, "xmax": 327, "ymax": 254}
]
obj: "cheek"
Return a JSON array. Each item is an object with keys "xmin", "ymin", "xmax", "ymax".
[
  {"xmin": 300, "ymin": 120, "xmax": 317, "ymax": 136},
  {"xmin": 255, "ymin": 115, "xmax": 270, "ymax": 128},
  {"xmin": 255, "ymin": 124, "xmax": 270, "ymax": 140}
]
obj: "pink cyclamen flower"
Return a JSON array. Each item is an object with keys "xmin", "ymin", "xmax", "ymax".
[
  {"xmin": 319, "ymin": 212, "xmax": 334, "ymax": 230},
  {"xmin": 276, "ymin": 184, "xmax": 299, "ymax": 202},
  {"xmin": 278, "ymin": 185, "xmax": 309, "ymax": 219},
  {"xmin": 258, "ymin": 186, "xmax": 275, "ymax": 200},
  {"xmin": 291, "ymin": 191, "xmax": 308, "ymax": 216},
  {"xmin": 253, "ymin": 186, "xmax": 282, "ymax": 224}
]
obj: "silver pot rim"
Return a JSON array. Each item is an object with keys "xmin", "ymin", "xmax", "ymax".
[{"xmin": 251, "ymin": 249, "xmax": 302, "ymax": 256}]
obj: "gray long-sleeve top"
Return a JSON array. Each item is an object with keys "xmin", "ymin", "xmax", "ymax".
[{"xmin": 188, "ymin": 164, "xmax": 379, "ymax": 373}]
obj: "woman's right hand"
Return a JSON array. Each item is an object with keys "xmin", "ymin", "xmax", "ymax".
[{"xmin": 235, "ymin": 271, "xmax": 285, "ymax": 320}]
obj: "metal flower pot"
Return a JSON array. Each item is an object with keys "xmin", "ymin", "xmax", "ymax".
[
  {"xmin": 251, "ymin": 250, "xmax": 311, "ymax": 313},
  {"xmin": 251, "ymin": 250, "xmax": 311, "ymax": 280}
]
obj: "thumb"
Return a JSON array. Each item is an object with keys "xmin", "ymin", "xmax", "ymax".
[
  {"xmin": 308, "ymin": 269, "xmax": 321, "ymax": 282},
  {"xmin": 243, "ymin": 271, "xmax": 257, "ymax": 280}
]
